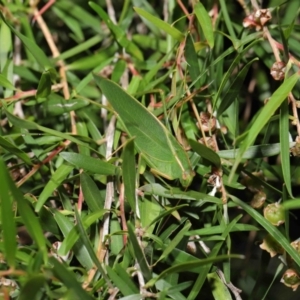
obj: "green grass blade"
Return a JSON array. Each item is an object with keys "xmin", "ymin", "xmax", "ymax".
[
  {"xmin": 122, "ymin": 139, "xmax": 137, "ymax": 212},
  {"xmin": 0, "ymin": 13, "xmax": 53, "ymax": 69},
  {"xmin": 53, "ymin": 210, "xmax": 94, "ymax": 270},
  {"xmin": 60, "ymin": 152, "xmax": 117, "ymax": 175},
  {"xmin": 133, "ymin": 7, "xmax": 185, "ymax": 42},
  {"xmin": 230, "ymin": 195, "xmax": 300, "ymax": 267},
  {"xmin": 207, "ymin": 272, "xmax": 233, "ymax": 300},
  {"xmin": 0, "ymin": 136, "xmax": 32, "ymax": 165},
  {"xmin": 230, "ymin": 72, "xmax": 299, "ymax": 181},
  {"xmin": 48, "ymin": 257, "xmax": 94, "ymax": 300},
  {"xmin": 35, "ymin": 164, "xmax": 74, "ymax": 212},
  {"xmin": 280, "ymin": 100, "xmax": 293, "ymax": 197},
  {"xmin": 80, "ymin": 172, "xmax": 104, "ymax": 212},
  {"xmin": 194, "ymin": 3, "xmax": 214, "ymax": 48},
  {"xmin": 4, "ymin": 109, "xmax": 88, "ymax": 146},
  {"xmin": 145, "ymin": 255, "xmax": 244, "ymax": 288},
  {"xmin": 0, "ymin": 158, "xmax": 17, "ymax": 267},
  {"xmin": 189, "ymin": 139, "xmax": 221, "ymax": 168},
  {"xmin": 127, "ymin": 221, "xmax": 152, "ymax": 281}
]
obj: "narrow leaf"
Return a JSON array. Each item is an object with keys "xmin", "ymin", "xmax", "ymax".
[
  {"xmin": 280, "ymin": 100, "xmax": 293, "ymax": 197},
  {"xmin": 35, "ymin": 164, "xmax": 74, "ymax": 212},
  {"xmin": 189, "ymin": 139, "xmax": 221, "ymax": 168},
  {"xmin": 122, "ymin": 139, "xmax": 136, "ymax": 212},
  {"xmin": 80, "ymin": 172, "xmax": 104, "ymax": 212},
  {"xmin": 230, "ymin": 73, "xmax": 299, "ymax": 181},
  {"xmin": 0, "ymin": 158, "xmax": 17, "ymax": 267},
  {"xmin": 134, "ymin": 7, "xmax": 185, "ymax": 42},
  {"xmin": 194, "ymin": 3, "xmax": 214, "ymax": 48},
  {"xmin": 60, "ymin": 152, "xmax": 116, "ymax": 175}
]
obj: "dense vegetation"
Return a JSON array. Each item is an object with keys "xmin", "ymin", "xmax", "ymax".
[{"xmin": 0, "ymin": 0, "xmax": 300, "ymax": 299}]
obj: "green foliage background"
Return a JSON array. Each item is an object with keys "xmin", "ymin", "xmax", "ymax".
[{"xmin": 0, "ymin": 0, "xmax": 300, "ymax": 299}]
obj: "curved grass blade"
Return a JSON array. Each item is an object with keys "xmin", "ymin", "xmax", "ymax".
[
  {"xmin": 145, "ymin": 254, "xmax": 244, "ymax": 288},
  {"xmin": 218, "ymin": 142, "xmax": 295, "ymax": 159},
  {"xmin": 0, "ymin": 158, "xmax": 17, "ymax": 267},
  {"xmin": 194, "ymin": 3, "xmax": 214, "ymax": 48},
  {"xmin": 89, "ymin": 2, "xmax": 143, "ymax": 60},
  {"xmin": 60, "ymin": 152, "xmax": 116, "ymax": 175},
  {"xmin": 93, "ymin": 75, "xmax": 194, "ymax": 187},
  {"xmin": 122, "ymin": 139, "xmax": 137, "ymax": 212},
  {"xmin": 0, "ymin": 12, "xmax": 53, "ymax": 69},
  {"xmin": 35, "ymin": 164, "xmax": 74, "ymax": 212},
  {"xmin": 229, "ymin": 72, "xmax": 299, "ymax": 181},
  {"xmin": 48, "ymin": 257, "xmax": 94, "ymax": 300},
  {"xmin": 280, "ymin": 100, "xmax": 293, "ymax": 197},
  {"xmin": 127, "ymin": 221, "xmax": 152, "ymax": 281},
  {"xmin": 230, "ymin": 195, "xmax": 300, "ymax": 267},
  {"xmin": 0, "ymin": 136, "xmax": 33, "ymax": 165},
  {"xmin": 189, "ymin": 139, "xmax": 221, "ymax": 168},
  {"xmin": 134, "ymin": 7, "xmax": 185, "ymax": 42}
]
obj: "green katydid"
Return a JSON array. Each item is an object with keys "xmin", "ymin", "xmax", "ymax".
[{"xmin": 93, "ymin": 75, "xmax": 195, "ymax": 187}]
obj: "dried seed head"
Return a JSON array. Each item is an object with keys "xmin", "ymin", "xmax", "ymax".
[
  {"xmin": 281, "ymin": 269, "xmax": 300, "ymax": 291},
  {"xmin": 197, "ymin": 112, "xmax": 216, "ymax": 132},
  {"xmin": 250, "ymin": 191, "xmax": 266, "ymax": 209},
  {"xmin": 290, "ymin": 136, "xmax": 300, "ymax": 157},
  {"xmin": 290, "ymin": 239, "xmax": 300, "ymax": 254},
  {"xmin": 270, "ymin": 61, "xmax": 286, "ymax": 81},
  {"xmin": 243, "ymin": 9, "xmax": 272, "ymax": 31},
  {"xmin": 259, "ymin": 234, "xmax": 285, "ymax": 257},
  {"xmin": 263, "ymin": 202, "xmax": 285, "ymax": 226}
]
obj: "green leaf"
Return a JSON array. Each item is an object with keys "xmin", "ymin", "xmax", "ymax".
[
  {"xmin": 122, "ymin": 139, "xmax": 137, "ymax": 212},
  {"xmin": 60, "ymin": 152, "xmax": 116, "ymax": 175},
  {"xmin": 107, "ymin": 265, "xmax": 139, "ymax": 296},
  {"xmin": 58, "ymin": 210, "xmax": 106, "ymax": 256},
  {"xmin": 80, "ymin": 172, "xmax": 104, "ymax": 212},
  {"xmin": 19, "ymin": 275, "xmax": 46, "ymax": 300},
  {"xmin": 145, "ymin": 255, "xmax": 244, "ymax": 288},
  {"xmin": 134, "ymin": 7, "xmax": 185, "ymax": 42},
  {"xmin": 5, "ymin": 166, "xmax": 47, "ymax": 260},
  {"xmin": 36, "ymin": 70, "xmax": 52, "ymax": 100},
  {"xmin": 48, "ymin": 257, "xmax": 94, "ymax": 300},
  {"xmin": 186, "ymin": 223, "xmax": 259, "ymax": 236},
  {"xmin": 73, "ymin": 208, "xmax": 110, "ymax": 282},
  {"xmin": 0, "ymin": 73, "xmax": 15, "ymax": 90},
  {"xmin": 156, "ymin": 221, "xmax": 191, "ymax": 264},
  {"xmin": 4, "ymin": 109, "xmax": 88, "ymax": 147},
  {"xmin": 44, "ymin": 94, "xmax": 89, "ymax": 116},
  {"xmin": 0, "ymin": 136, "xmax": 33, "ymax": 165},
  {"xmin": 89, "ymin": 2, "xmax": 143, "ymax": 60},
  {"xmin": 93, "ymin": 75, "xmax": 194, "ymax": 187},
  {"xmin": 127, "ymin": 221, "xmax": 152, "ymax": 281},
  {"xmin": 189, "ymin": 139, "xmax": 221, "ymax": 168},
  {"xmin": 35, "ymin": 164, "xmax": 74, "ymax": 212},
  {"xmin": 0, "ymin": 158, "xmax": 17, "ymax": 267},
  {"xmin": 53, "ymin": 210, "xmax": 94, "ymax": 270},
  {"xmin": 231, "ymin": 195, "xmax": 300, "ymax": 267},
  {"xmin": 280, "ymin": 100, "xmax": 293, "ymax": 197},
  {"xmin": 217, "ymin": 142, "xmax": 295, "ymax": 159},
  {"xmin": 194, "ymin": 3, "xmax": 214, "ymax": 48},
  {"xmin": 230, "ymin": 72, "xmax": 299, "ymax": 181},
  {"xmin": 207, "ymin": 272, "xmax": 233, "ymax": 300},
  {"xmin": 217, "ymin": 57, "xmax": 259, "ymax": 116},
  {"xmin": 0, "ymin": 12, "xmax": 53, "ymax": 69}
]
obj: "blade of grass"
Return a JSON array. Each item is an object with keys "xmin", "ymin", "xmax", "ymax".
[
  {"xmin": 133, "ymin": 7, "xmax": 185, "ymax": 42},
  {"xmin": 229, "ymin": 72, "xmax": 299, "ymax": 182},
  {"xmin": 280, "ymin": 100, "xmax": 293, "ymax": 197}
]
